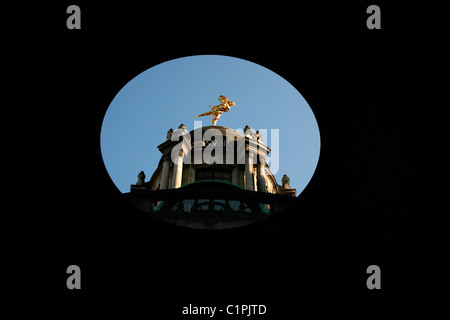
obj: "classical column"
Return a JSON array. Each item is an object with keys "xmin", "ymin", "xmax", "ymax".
[
  {"xmin": 160, "ymin": 156, "xmax": 170, "ymax": 190},
  {"xmin": 189, "ymin": 165, "xmax": 195, "ymax": 183},
  {"xmin": 257, "ymin": 162, "xmax": 267, "ymax": 192},
  {"xmin": 245, "ymin": 150, "xmax": 254, "ymax": 191},
  {"xmin": 171, "ymin": 149, "xmax": 184, "ymax": 189},
  {"xmin": 231, "ymin": 166, "xmax": 238, "ymax": 186}
]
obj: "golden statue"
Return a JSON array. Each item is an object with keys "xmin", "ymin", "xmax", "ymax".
[{"xmin": 195, "ymin": 95, "xmax": 235, "ymax": 126}]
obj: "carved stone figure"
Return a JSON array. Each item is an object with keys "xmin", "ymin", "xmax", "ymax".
[
  {"xmin": 178, "ymin": 123, "xmax": 187, "ymax": 133},
  {"xmin": 166, "ymin": 128, "xmax": 174, "ymax": 140},
  {"xmin": 172, "ymin": 124, "xmax": 187, "ymax": 140},
  {"xmin": 177, "ymin": 123, "xmax": 187, "ymax": 135},
  {"xmin": 136, "ymin": 171, "xmax": 146, "ymax": 185},
  {"xmin": 281, "ymin": 174, "xmax": 291, "ymax": 189},
  {"xmin": 244, "ymin": 125, "xmax": 256, "ymax": 140},
  {"xmin": 255, "ymin": 130, "xmax": 262, "ymax": 142},
  {"xmin": 195, "ymin": 95, "xmax": 236, "ymax": 126}
]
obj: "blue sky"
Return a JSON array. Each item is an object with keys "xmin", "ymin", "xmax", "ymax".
[{"xmin": 100, "ymin": 55, "xmax": 321, "ymax": 194}]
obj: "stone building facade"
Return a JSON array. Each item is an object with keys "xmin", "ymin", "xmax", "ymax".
[{"xmin": 123, "ymin": 124, "xmax": 297, "ymax": 229}]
